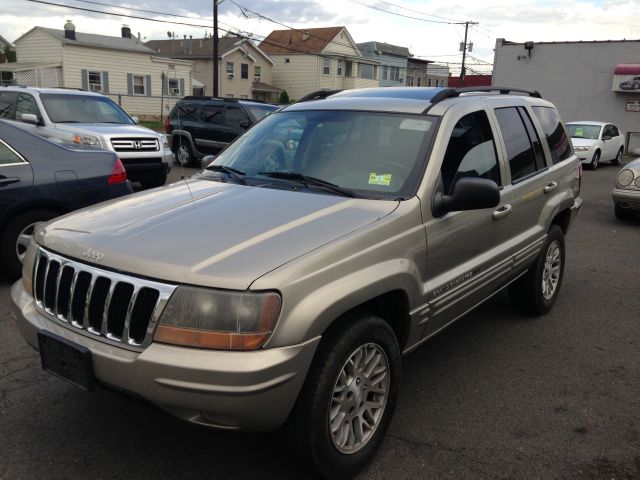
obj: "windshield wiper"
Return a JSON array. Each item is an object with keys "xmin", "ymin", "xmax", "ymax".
[
  {"xmin": 206, "ymin": 164, "xmax": 247, "ymax": 185},
  {"xmin": 257, "ymin": 171, "xmax": 354, "ymax": 197}
]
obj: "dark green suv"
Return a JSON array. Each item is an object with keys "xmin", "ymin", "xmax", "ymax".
[{"xmin": 166, "ymin": 97, "xmax": 278, "ymax": 166}]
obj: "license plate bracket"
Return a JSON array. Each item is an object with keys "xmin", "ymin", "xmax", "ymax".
[{"xmin": 38, "ymin": 330, "xmax": 95, "ymax": 391}]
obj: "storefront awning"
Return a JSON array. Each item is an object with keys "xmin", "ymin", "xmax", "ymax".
[{"xmin": 614, "ymin": 64, "xmax": 640, "ymax": 75}]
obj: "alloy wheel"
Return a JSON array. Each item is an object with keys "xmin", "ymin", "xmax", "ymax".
[
  {"xmin": 16, "ymin": 221, "xmax": 42, "ymax": 263},
  {"xmin": 542, "ymin": 240, "xmax": 562, "ymax": 300}
]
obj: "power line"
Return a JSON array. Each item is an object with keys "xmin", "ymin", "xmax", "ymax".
[
  {"xmin": 373, "ymin": 0, "xmax": 464, "ymax": 23},
  {"xmin": 345, "ymin": 0, "xmax": 459, "ymax": 24}
]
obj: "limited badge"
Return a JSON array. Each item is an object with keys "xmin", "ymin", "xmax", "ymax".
[{"xmin": 368, "ymin": 173, "xmax": 392, "ymax": 186}]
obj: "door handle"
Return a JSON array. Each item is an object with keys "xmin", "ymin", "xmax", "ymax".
[
  {"xmin": 492, "ymin": 204, "xmax": 512, "ymax": 219},
  {"xmin": 0, "ymin": 176, "xmax": 20, "ymax": 187},
  {"xmin": 544, "ymin": 181, "xmax": 558, "ymax": 193}
]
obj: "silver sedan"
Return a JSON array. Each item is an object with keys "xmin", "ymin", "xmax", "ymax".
[{"xmin": 612, "ymin": 157, "xmax": 640, "ymax": 219}]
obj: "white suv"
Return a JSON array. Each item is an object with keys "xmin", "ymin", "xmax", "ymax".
[{"xmin": 0, "ymin": 87, "xmax": 173, "ymax": 187}]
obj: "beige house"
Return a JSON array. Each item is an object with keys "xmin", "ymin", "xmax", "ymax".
[
  {"xmin": 147, "ymin": 36, "xmax": 280, "ymax": 103},
  {"xmin": 1, "ymin": 22, "xmax": 193, "ymax": 119},
  {"xmin": 259, "ymin": 27, "xmax": 379, "ymax": 101}
]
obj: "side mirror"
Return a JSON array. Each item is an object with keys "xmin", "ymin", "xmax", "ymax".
[
  {"xmin": 602, "ymin": 135, "xmax": 611, "ymax": 141},
  {"xmin": 239, "ymin": 120, "xmax": 251, "ymax": 129},
  {"xmin": 131, "ymin": 116, "xmax": 140, "ymax": 125},
  {"xmin": 21, "ymin": 113, "xmax": 40, "ymax": 125},
  {"xmin": 432, "ymin": 177, "xmax": 500, "ymax": 217},
  {"xmin": 201, "ymin": 154, "xmax": 216, "ymax": 169}
]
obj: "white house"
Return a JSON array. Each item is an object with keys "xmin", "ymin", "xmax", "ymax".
[{"xmin": 1, "ymin": 21, "xmax": 193, "ymax": 120}]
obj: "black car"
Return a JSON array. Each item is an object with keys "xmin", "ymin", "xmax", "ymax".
[
  {"xmin": 166, "ymin": 97, "xmax": 278, "ymax": 166},
  {"xmin": 0, "ymin": 120, "xmax": 133, "ymax": 279}
]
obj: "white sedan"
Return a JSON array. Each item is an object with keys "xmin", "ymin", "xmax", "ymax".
[{"xmin": 566, "ymin": 121, "xmax": 625, "ymax": 170}]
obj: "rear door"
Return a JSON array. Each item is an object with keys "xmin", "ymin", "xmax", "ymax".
[
  {"xmin": 0, "ymin": 138, "xmax": 34, "ymax": 223},
  {"xmin": 194, "ymin": 102, "xmax": 226, "ymax": 154}
]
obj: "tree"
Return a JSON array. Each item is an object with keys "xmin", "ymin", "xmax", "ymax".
[{"xmin": 278, "ymin": 90, "xmax": 289, "ymax": 104}]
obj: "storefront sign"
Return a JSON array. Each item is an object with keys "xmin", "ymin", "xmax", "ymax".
[
  {"xmin": 626, "ymin": 100, "xmax": 640, "ymax": 112},
  {"xmin": 613, "ymin": 64, "xmax": 640, "ymax": 92}
]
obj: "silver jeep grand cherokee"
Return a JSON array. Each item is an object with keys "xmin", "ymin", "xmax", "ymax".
[{"xmin": 11, "ymin": 87, "xmax": 582, "ymax": 479}]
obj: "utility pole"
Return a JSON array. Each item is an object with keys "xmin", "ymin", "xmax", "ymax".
[
  {"xmin": 213, "ymin": 0, "xmax": 219, "ymax": 97},
  {"xmin": 459, "ymin": 21, "xmax": 478, "ymax": 87}
]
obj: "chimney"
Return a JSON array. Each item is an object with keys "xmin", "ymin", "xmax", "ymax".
[
  {"xmin": 302, "ymin": 31, "xmax": 310, "ymax": 41},
  {"xmin": 188, "ymin": 35, "xmax": 192, "ymax": 54},
  {"xmin": 121, "ymin": 25, "xmax": 131, "ymax": 39},
  {"xmin": 64, "ymin": 20, "xmax": 76, "ymax": 40}
]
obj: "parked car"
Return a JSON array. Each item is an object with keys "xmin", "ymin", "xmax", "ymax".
[
  {"xmin": 612, "ymin": 157, "xmax": 640, "ymax": 220},
  {"xmin": 166, "ymin": 97, "xmax": 279, "ymax": 166},
  {"xmin": 0, "ymin": 86, "xmax": 173, "ymax": 188},
  {"xmin": 566, "ymin": 121, "xmax": 625, "ymax": 169},
  {"xmin": 619, "ymin": 77, "xmax": 640, "ymax": 91},
  {"xmin": 0, "ymin": 119, "xmax": 132, "ymax": 279},
  {"xmin": 11, "ymin": 87, "xmax": 582, "ymax": 480}
]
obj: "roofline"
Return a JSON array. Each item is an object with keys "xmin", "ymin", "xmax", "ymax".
[
  {"xmin": 221, "ymin": 42, "xmax": 275, "ymax": 66},
  {"xmin": 151, "ymin": 56, "xmax": 192, "ymax": 66},
  {"xmin": 497, "ymin": 37, "xmax": 640, "ymax": 46}
]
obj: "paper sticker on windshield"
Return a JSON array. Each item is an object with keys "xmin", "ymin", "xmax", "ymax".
[
  {"xmin": 369, "ymin": 173, "xmax": 392, "ymax": 186},
  {"xmin": 399, "ymin": 119, "xmax": 431, "ymax": 131},
  {"xmin": 574, "ymin": 126, "xmax": 584, "ymax": 137}
]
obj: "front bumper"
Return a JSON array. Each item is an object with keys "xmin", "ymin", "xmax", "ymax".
[
  {"xmin": 612, "ymin": 187, "xmax": 640, "ymax": 211},
  {"xmin": 10, "ymin": 280, "xmax": 319, "ymax": 431}
]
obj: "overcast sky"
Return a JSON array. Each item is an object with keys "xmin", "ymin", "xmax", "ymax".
[{"xmin": 2, "ymin": 0, "xmax": 639, "ymax": 74}]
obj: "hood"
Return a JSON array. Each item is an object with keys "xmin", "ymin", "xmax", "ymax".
[
  {"xmin": 570, "ymin": 137, "xmax": 598, "ymax": 147},
  {"xmin": 37, "ymin": 179, "xmax": 398, "ymax": 290},
  {"xmin": 54, "ymin": 123, "xmax": 163, "ymax": 138}
]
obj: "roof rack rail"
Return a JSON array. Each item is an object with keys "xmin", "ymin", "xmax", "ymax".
[
  {"xmin": 423, "ymin": 85, "xmax": 542, "ymax": 113},
  {"xmin": 182, "ymin": 96, "xmax": 239, "ymax": 102},
  {"xmin": 298, "ymin": 89, "xmax": 342, "ymax": 103}
]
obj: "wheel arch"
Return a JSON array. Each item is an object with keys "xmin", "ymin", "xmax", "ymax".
[{"xmin": 0, "ymin": 202, "xmax": 68, "ymax": 234}]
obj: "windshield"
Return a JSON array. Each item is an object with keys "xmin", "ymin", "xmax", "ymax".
[
  {"xmin": 40, "ymin": 94, "xmax": 134, "ymax": 124},
  {"xmin": 566, "ymin": 124, "xmax": 602, "ymax": 140},
  {"xmin": 243, "ymin": 103, "xmax": 279, "ymax": 121},
  {"xmin": 211, "ymin": 110, "xmax": 436, "ymax": 199}
]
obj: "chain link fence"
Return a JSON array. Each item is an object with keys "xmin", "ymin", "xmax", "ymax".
[{"xmin": 107, "ymin": 94, "xmax": 182, "ymax": 123}]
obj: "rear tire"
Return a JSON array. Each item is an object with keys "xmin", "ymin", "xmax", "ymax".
[
  {"xmin": 290, "ymin": 314, "xmax": 400, "ymax": 480},
  {"xmin": 509, "ymin": 225, "xmax": 565, "ymax": 316},
  {"xmin": 174, "ymin": 138, "xmax": 194, "ymax": 167},
  {"xmin": 0, "ymin": 209, "xmax": 58, "ymax": 280},
  {"xmin": 612, "ymin": 147, "xmax": 623, "ymax": 166}
]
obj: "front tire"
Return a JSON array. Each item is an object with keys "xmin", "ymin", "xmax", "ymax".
[
  {"xmin": 291, "ymin": 314, "xmax": 400, "ymax": 480},
  {"xmin": 174, "ymin": 138, "xmax": 194, "ymax": 167},
  {"xmin": 509, "ymin": 225, "xmax": 565, "ymax": 316},
  {"xmin": 590, "ymin": 150, "xmax": 600, "ymax": 170},
  {"xmin": 0, "ymin": 209, "xmax": 58, "ymax": 280}
]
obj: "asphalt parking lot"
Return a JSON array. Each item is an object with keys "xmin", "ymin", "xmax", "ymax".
[{"xmin": 1, "ymin": 160, "xmax": 639, "ymax": 479}]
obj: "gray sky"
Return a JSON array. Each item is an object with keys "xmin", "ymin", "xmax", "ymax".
[{"xmin": 2, "ymin": 0, "xmax": 639, "ymax": 74}]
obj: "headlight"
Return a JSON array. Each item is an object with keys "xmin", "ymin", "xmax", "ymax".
[
  {"xmin": 71, "ymin": 134, "xmax": 101, "ymax": 146},
  {"xmin": 154, "ymin": 286, "xmax": 282, "ymax": 350},
  {"xmin": 635, "ymin": 176, "xmax": 640, "ymax": 189},
  {"xmin": 21, "ymin": 239, "xmax": 38, "ymax": 296},
  {"xmin": 162, "ymin": 137, "xmax": 170, "ymax": 148},
  {"xmin": 617, "ymin": 169, "xmax": 634, "ymax": 187},
  {"xmin": 574, "ymin": 146, "xmax": 591, "ymax": 152}
]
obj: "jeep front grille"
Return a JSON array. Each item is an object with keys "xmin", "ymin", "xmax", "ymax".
[
  {"xmin": 33, "ymin": 248, "xmax": 176, "ymax": 350},
  {"xmin": 111, "ymin": 138, "xmax": 160, "ymax": 152}
]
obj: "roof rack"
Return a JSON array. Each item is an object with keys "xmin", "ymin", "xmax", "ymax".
[
  {"xmin": 298, "ymin": 89, "xmax": 343, "ymax": 103},
  {"xmin": 423, "ymin": 86, "xmax": 542, "ymax": 113},
  {"xmin": 181, "ymin": 96, "xmax": 239, "ymax": 102}
]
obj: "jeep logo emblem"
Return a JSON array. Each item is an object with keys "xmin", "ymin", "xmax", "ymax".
[{"xmin": 82, "ymin": 248, "xmax": 104, "ymax": 261}]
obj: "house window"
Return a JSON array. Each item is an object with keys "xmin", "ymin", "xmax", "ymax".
[
  {"xmin": 417, "ymin": 77, "xmax": 421, "ymax": 86},
  {"xmin": 133, "ymin": 75, "xmax": 145, "ymax": 95},
  {"xmin": 407, "ymin": 75, "xmax": 414, "ymax": 86},
  {"xmin": 337, "ymin": 60, "xmax": 343, "ymax": 76},
  {"xmin": 322, "ymin": 58, "xmax": 331, "ymax": 76},
  {"xmin": 359, "ymin": 63, "xmax": 375, "ymax": 80},
  {"xmin": 241, "ymin": 63, "xmax": 248, "ymax": 80},
  {"xmin": 226, "ymin": 94, "xmax": 234, "ymax": 98},
  {"xmin": 168, "ymin": 78, "xmax": 180, "ymax": 96},
  {"xmin": 389, "ymin": 66, "xmax": 400, "ymax": 82},
  {"xmin": 88, "ymin": 71, "xmax": 102, "ymax": 92},
  {"xmin": 428, "ymin": 78, "xmax": 432, "ymax": 87},
  {"xmin": 285, "ymin": 58, "xmax": 290, "ymax": 63},
  {"xmin": 382, "ymin": 66, "xmax": 388, "ymax": 80},
  {"xmin": 254, "ymin": 65, "xmax": 262, "ymax": 81},
  {"xmin": 226, "ymin": 62, "xmax": 234, "ymax": 77}
]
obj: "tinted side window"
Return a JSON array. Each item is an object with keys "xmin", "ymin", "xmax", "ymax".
[
  {"xmin": 0, "ymin": 92, "xmax": 17, "ymax": 119},
  {"xmin": 611, "ymin": 125, "xmax": 620, "ymax": 137},
  {"xmin": 495, "ymin": 107, "xmax": 541, "ymax": 182},
  {"xmin": 200, "ymin": 105, "xmax": 224, "ymax": 124},
  {"xmin": 16, "ymin": 94, "xmax": 41, "ymax": 119},
  {"xmin": 0, "ymin": 140, "xmax": 24, "ymax": 165},
  {"xmin": 518, "ymin": 107, "xmax": 546, "ymax": 170},
  {"xmin": 441, "ymin": 110, "xmax": 501, "ymax": 194},
  {"xmin": 532, "ymin": 106, "xmax": 572, "ymax": 164},
  {"xmin": 173, "ymin": 101, "xmax": 199, "ymax": 121},
  {"xmin": 225, "ymin": 106, "xmax": 250, "ymax": 126}
]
